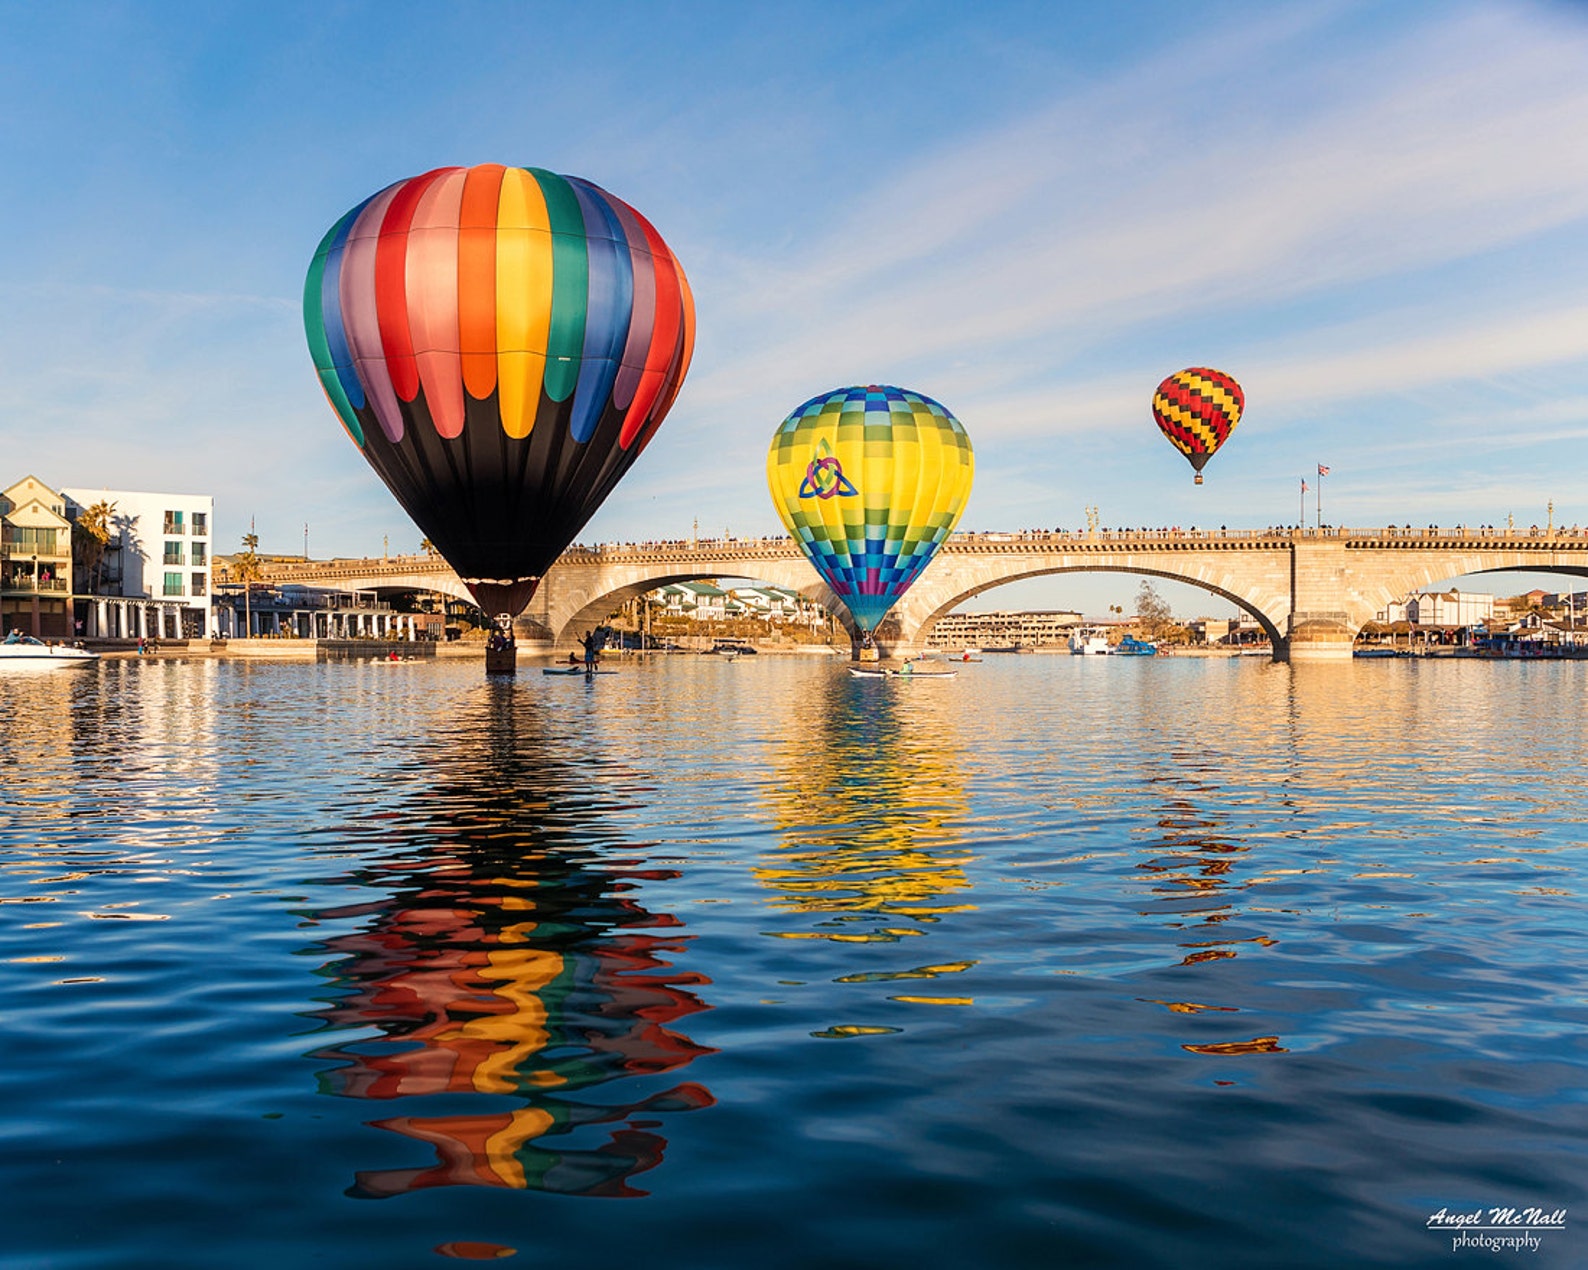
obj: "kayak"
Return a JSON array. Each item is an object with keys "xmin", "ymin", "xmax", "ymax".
[
  {"xmin": 542, "ymin": 666, "xmax": 617, "ymax": 675},
  {"xmin": 847, "ymin": 666, "xmax": 957, "ymax": 679}
]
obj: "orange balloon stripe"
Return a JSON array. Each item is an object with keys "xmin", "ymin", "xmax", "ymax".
[
  {"xmin": 408, "ymin": 168, "xmax": 467, "ymax": 439},
  {"xmin": 494, "ymin": 168, "xmax": 553, "ymax": 439},
  {"xmin": 458, "ymin": 164, "xmax": 505, "ymax": 400}
]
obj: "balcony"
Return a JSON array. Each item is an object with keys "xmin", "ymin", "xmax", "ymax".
[{"xmin": 2, "ymin": 575, "xmax": 68, "ymax": 594}]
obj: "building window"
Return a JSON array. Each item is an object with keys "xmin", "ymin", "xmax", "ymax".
[
  {"xmin": 163, "ymin": 510, "xmax": 185, "ymax": 535},
  {"xmin": 191, "ymin": 512, "xmax": 207, "ymax": 536},
  {"xmin": 191, "ymin": 542, "xmax": 206, "ymax": 565},
  {"xmin": 163, "ymin": 541, "xmax": 184, "ymax": 566},
  {"xmin": 164, "ymin": 572, "xmax": 184, "ymax": 597},
  {"xmin": 1, "ymin": 526, "xmax": 59, "ymax": 554},
  {"xmin": 190, "ymin": 572, "xmax": 207, "ymax": 596}
]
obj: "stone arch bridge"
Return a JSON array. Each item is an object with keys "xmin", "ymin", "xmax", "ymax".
[{"xmin": 259, "ymin": 526, "xmax": 1588, "ymax": 661}]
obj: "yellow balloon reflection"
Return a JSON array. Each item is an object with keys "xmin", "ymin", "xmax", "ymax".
[{"xmin": 759, "ymin": 672, "xmax": 976, "ymax": 940}]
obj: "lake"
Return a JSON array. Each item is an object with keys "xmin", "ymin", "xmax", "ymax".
[{"xmin": 2, "ymin": 653, "xmax": 1586, "ymax": 1268}]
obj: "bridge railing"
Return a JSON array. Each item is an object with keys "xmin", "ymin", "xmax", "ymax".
[{"xmin": 257, "ymin": 524, "xmax": 1588, "ymax": 582}]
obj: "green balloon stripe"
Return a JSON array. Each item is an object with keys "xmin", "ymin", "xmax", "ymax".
[{"xmin": 527, "ymin": 168, "xmax": 590, "ymax": 404}]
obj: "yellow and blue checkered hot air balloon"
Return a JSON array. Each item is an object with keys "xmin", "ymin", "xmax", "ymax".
[{"xmin": 767, "ymin": 385, "xmax": 974, "ymax": 633}]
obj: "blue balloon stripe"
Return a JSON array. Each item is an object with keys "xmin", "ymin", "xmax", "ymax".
[
  {"xmin": 320, "ymin": 198, "xmax": 375, "ymax": 412},
  {"xmin": 566, "ymin": 179, "xmax": 634, "ymax": 443}
]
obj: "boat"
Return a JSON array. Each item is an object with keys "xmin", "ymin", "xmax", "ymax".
[
  {"xmin": 847, "ymin": 664, "xmax": 958, "ymax": 679},
  {"xmin": 542, "ymin": 665, "xmax": 618, "ymax": 676},
  {"xmin": 1068, "ymin": 627, "xmax": 1112, "ymax": 655},
  {"xmin": 0, "ymin": 634, "xmax": 99, "ymax": 668},
  {"xmin": 711, "ymin": 640, "xmax": 757, "ymax": 656},
  {"xmin": 1116, "ymin": 636, "xmax": 1158, "ymax": 656}
]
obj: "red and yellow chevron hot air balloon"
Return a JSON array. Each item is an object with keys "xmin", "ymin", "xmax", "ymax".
[
  {"xmin": 1151, "ymin": 368, "xmax": 1243, "ymax": 485},
  {"xmin": 304, "ymin": 165, "xmax": 694, "ymax": 620}
]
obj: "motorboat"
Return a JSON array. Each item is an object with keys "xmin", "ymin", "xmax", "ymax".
[
  {"xmin": 1068, "ymin": 627, "xmax": 1112, "ymax": 655},
  {"xmin": 1116, "ymin": 636, "xmax": 1158, "ymax": 656},
  {"xmin": 0, "ymin": 634, "xmax": 100, "ymax": 668}
]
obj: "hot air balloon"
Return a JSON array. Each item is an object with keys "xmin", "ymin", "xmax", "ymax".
[
  {"xmin": 1151, "ymin": 367, "xmax": 1243, "ymax": 484},
  {"xmin": 303, "ymin": 164, "xmax": 695, "ymax": 662},
  {"xmin": 767, "ymin": 385, "xmax": 974, "ymax": 642}
]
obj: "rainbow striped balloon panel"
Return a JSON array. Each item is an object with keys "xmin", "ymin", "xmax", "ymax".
[
  {"xmin": 304, "ymin": 165, "xmax": 694, "ymax": 615},
  {"xmin": 767, "ymin": 386, "xmax": 974, "ymax": 633}
]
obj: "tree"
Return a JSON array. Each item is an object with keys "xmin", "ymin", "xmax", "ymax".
[
  {"xmin": 237, "ymin": 531, "xmax": 262, "ymax": 637},
  {"xmin": 72, "ymin": 499, "xmax": 116, "ymax": 595},
  {"xmin": 1135, "ymin": 580, "xmax": 1175, "ymax": 641}
]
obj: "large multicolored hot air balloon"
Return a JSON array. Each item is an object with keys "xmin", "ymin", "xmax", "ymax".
[
  {"xmin": 767, "ymin": 385, "xmax": 974, "ymax": 635},
  {"xmin": 304, "ymin": 164, "xmax": 695, "ymax": 620},
  {"xmin": 1151, "ymin": 367, "xmax": 1243, "ymax": 484}
]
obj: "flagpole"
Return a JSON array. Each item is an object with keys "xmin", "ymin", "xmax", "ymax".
[
  {"xmin": 1299, "ymin": 478, "xmax": 1306, "ymax": 526},
  {"xmin": 1317, "ymin": 466, "xmax": 1324, "ymax": 529}
]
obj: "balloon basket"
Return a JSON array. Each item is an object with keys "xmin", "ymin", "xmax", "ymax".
[
  {"xmin": 1194, "ymin": 473, "xmax": 1204, "ymax": 485},
  {"xmin": 485, "ymin": 642, "xmax": 517, "ymax": 675},
  {"xmin": 858, "ymin": 646, "xmax": 880, "ymax": 662}
]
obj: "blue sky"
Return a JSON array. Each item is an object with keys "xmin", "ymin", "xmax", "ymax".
[{"xmin": 4, "ymin": 0, "xmax": 1588, "ymax": 617}]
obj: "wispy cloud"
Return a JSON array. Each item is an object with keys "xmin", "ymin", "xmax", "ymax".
[{"xmin": 687, "ymin": 5, "xmax": 1588, "ymax": 424}]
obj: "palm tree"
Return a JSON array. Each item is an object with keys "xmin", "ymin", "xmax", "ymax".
[
  {"xmin": 72, "ymin": 499, "xmax": 116, "ymax": 595},
  {"xmin": 237, "ymin": 531, "xmax": 262, "ymax": 637}
]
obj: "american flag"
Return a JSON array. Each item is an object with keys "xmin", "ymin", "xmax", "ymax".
[
  {"xmin": 1317, "ymin": 464, "xmax": 1331, "ymax": 476},
  {"xmin": 1301, "ymin": 479, "xmax": 1309, "ymax": 492}
]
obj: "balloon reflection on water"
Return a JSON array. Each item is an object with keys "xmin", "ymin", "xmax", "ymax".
[
  {"xmin": 756, "ymin": 675, "xmax": 978, "ymax": 1024},
  {"xmin": 1132, "ymin": 759, "xmax": 1288, "ymax": 1059},
  {"xmin": 303, "ymin": 686, "xmax": 713, "ymax": 1199}
]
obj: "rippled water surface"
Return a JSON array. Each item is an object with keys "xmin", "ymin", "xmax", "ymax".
[{"xmin": 3, "ymin": 654, "xmax": 1588, "ymax": 1268}]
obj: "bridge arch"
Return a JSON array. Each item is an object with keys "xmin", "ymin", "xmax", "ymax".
[
  {"xmin": 908, "ymin": 563, "xmax": 1288, "ymax": 650},
  {"xmin": 540, "ymin": 563, "xmax": 853, "ymax": 651}
]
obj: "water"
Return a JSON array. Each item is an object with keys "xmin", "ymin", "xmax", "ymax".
[{"xmin": 2, "ymin": 654, "xmax": 1587, "ymax": 1268}]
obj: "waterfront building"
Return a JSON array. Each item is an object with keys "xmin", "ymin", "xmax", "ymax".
[
  {"xmin": 1405, "ymin": 588, "xmax": 1493, "ymax": 628},
  {"xmin": 1, "ymin": 476, "xmax": 73, "ymax": 638},
  {"xmin": 928, "ymin": 609, "xmax": 1083, "ymax": 649},
  {"xmin": 61, "ymin": 487, "xmax": 215, "ymax": 640},
  {"xmin": 724, "ymin": 584, "xmax": 822, "ymax": 625},
  {"xmin": 211, "ymin": 582, "xmax": 421, "ymax": 640},
  {"xmin": 655, "ymin": 581, "xmax": 731, "ymax": 621}
]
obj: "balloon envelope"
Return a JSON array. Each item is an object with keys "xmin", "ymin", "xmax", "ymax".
[
  {"xmin": 304, "ymin": 164, "xmax": 695, "ymax": 616},
  {"xmin": 767, "ymin": 385, "xmax": 974, "ymax": 633},
  {"xmin": 1151, "ymin": 367, "xmax": 1243, "ymax": 484}
]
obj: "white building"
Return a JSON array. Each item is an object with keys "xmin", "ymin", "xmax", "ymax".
[
  {"xmin": 62, "ymin": 488, "xmax": 215, "ymax": 639},
  {"xmin": 1404, "ymin": 589, "xmax": 1493, "ymax": 628},
  {"xmin": 928, "ymin": 609, "xmax": 1084, "ymax": 648}
]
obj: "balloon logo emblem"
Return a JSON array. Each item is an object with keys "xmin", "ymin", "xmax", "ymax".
[{"xmin": 799, "ymin": 441, "xmax": 859, "ymax": 500}]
